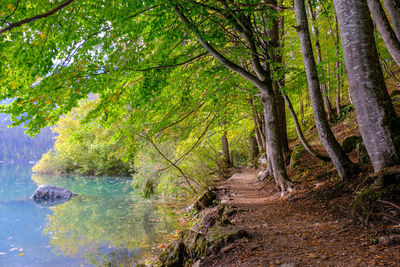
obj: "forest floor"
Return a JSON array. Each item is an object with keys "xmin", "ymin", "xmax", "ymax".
[
  {"xmin": 157, "ymin": 93, "xmax": 400, "ymax": 267},
  {"xmin": 199, "ymin": 167, "xmax": 400, "ymax": 266}
]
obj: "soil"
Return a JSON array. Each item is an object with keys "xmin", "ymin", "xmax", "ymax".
[{"xmin": 197, "ymin": 167, "xmax": 400, "ymax": 266}]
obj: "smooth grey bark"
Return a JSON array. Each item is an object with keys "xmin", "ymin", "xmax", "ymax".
[
  {"xmin": 250, "ymin": 97, "xmax": 266, "ymax": 152},
  {"xmin": 249, "ymin": 131, "xmax": 259, "ymax": 167},
  {"xmin": 299, "ymin": 91, "xmax": 305, "ymax": 126},
  {"xmin": 335, "ymin": 60, "xmax": 342, "ymax": 116},
  {"xmin": 221, "ymin": 130, "xmax": 233, "ymax": 167},
  {"xmin": 173, "ymin": 5, "xmax": 293, "ymax": 194},
  {"xmin": 282, "ymin": 91, "xmax": 330, "ymax": 161},
  {"xmin": 295, "ymin": 0, "xmax": 355, "ymax": 181},
  {"xmin": 367, "ymin": 0, "xmax": 400, "ymax": 66},
  {"xmin": 307, "ymin": 0, "xmax": 334, "ymax": 121},
  {"xmin": 334, "ymin": 0, "xmax": 400, "ymax": 171},
  {"xmin": 382, "ymin": 0, "xmax": 400, "ymax": 41},
  {"xmin": 335, "ymin": 16, "xmax": 342, "ymax": 117},
  {"xmin": 264, "ymin": 1, "xmax": 290, "ymax": 161}
]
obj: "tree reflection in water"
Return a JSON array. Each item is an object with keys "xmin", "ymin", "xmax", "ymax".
[{"xmin": 31, "ymin": 173, "xmax": 181, "ymax": 266}]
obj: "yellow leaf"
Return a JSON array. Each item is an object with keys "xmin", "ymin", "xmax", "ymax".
[
  {"xmin": 39, "ymin": 32, "xmax": 45, "ymax": 39},
  {"xmin": 0, "ymin": 11, "xmax": 5, "ymax": 16},
  {"xmin": 7, "ymin": 4, "xmax": 14, "ymax": 11}
]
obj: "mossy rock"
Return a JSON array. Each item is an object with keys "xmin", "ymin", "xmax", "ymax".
[
  {"xmin": 290, "ymin": 145, "xmax": 305, "ymax": 169},
  {"xmin": 191, "ymin": 189, "xmax": 217, "ymax": 212},
  {"xmin": 180, "ymin": 230, "xmax": 207, "ymax": 259},
  {"xmin": 342, "ymin": 135, "xmax": 361, "ymax": 153},
  {"xmin": 216, "ymin": 204, "xmax": 237, "ymax": 225},
  {"xmin": 157, "ymin": 240, "xmax": 186, "ymax": 267},
  {"xmin": 206, "ymin": 226, "xmax": 250, "ymax": 254}
]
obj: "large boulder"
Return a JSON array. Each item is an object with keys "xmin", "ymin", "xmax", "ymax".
[{"xmin": 32, "ymin": 185, "xmax": 77, "ymax": 202}]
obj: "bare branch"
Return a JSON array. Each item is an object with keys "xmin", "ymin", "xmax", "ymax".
[
  {"xmin": 128, "ymin": 53, "xmax": 207, "ymax": 72},
  {"xmin": 4, "ymin": 0, "xmax": 21, "ymax": 21},
  {"xmin": 128, "ymin": 4, "xmax": 163, "ymax": 19},
  {"xmin": 173, "ymin": 4, "xmax": 266, "ymax": 90},
  {"xmin": 141, "ymin": 133, "xmax": 199, "ymax": 193},
  {"xmin": 0, "ymin": 0, "xmax": 75, "ymax": 35}
]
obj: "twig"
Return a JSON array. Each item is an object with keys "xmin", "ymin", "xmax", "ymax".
[
  {"xmin": 127, "ymin": 53, "xmax": 207, "ymax": 72},
  {"xmin": 0, "ymin": 0, "xmax": 75, "ymax": 35},
  {"xmin": 378, "ymin": 199, "xmax": 400, "ymax": 212},
  {"xmin": 141, "ymin": 134, "xmax": 199, "ymax": 193}
]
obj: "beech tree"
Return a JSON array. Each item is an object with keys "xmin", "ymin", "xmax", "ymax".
[
  {"xmin": 367, "ymin": 0, "xmax": 400, "ymax": 66},
  {"xmin": 294, "ymin": 0, "xmax": 355, "ymax": 181},
  {"xmin": 172, "ymin": 2, "xmax": 293, "ymax": 194},
  {"xmin": 334, "ymin": 0, "xmax": 400, "ymax": 171},
  {"xmin": 382, "ymin": 0, "xmax": 400, "ymax": 41}
]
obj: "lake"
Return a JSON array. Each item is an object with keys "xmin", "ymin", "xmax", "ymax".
[{"xmin": 0, "ymin": 165, "xmax": 181, "ymax": 266}]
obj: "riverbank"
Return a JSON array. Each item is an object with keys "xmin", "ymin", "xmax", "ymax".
[{"xmin": 154, "ymin": 165, "xmax": 400, "ymax": 266}]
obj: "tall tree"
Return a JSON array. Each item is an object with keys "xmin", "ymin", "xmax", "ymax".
[
  {"xmin": 382, "ymin": 0, "xmax": 400, "ymax": 41},
  {"xmin": 173, "ymin": 3, "xmax": 293, "ymax": 194},
  {"xmin": 264, "ymin": 0, "xmax": 290, "ymax": 161},
  {"xmin": 294, "ymin": 0, "xmax": 355, "ymax": 181},
  {"xmin": 306, "ymin": 0, "xmax": 335, "ymax": 121},
  {"xmin": 334, "ymin": 0, "xmax": 400, "ymax": 171},
  {"xmin": 367, "ymin": 0, "xmax": 400, "ymax": 66}
]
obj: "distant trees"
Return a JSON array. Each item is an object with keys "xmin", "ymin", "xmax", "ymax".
[{"xmin": 0, "ymin": 114, "xmax": 53, "ymax": 163}]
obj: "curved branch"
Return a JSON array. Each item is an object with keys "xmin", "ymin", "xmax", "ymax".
[
  {"xmin": 128, "ymin": 53, "xmax": 207, "ymax": 72},
  {"xmin": 172, "ymin": 4, "xmax": 266, "ymax": 90},
  {"xmin": 141, "ymin": 134, "xmax": 199, "ymax": 193},
  {"xmin": 282, "ymin": 90, "xmax": 330, "ymax": 161},
  {"xmin": 0, "ymin": 0, "xmax": 75, "ymax": 35}
]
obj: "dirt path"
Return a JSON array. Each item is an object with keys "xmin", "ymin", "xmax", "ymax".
[{"xmin": 200, "ymin": 168, "xmax": 400, "ymax": 266}]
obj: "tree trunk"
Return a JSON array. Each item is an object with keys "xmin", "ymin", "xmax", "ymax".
[
  {"xmin": 276, "ymin": 87, "xmax": 289, "ymax": 161},
  {"xmin": 261, "ymin": 89, "xmax": 293, "ymax": 193},
  {"xmin": 173, "ymin": 5, "xmax": 293, "ymax": 194},
  {"xmin": 295, "ymin": 0, "xmax": 355, "ymax": 181},
  {"xmin": 382, "ymin": 0, "xmax": 400, "ymax": 41},
  {"xmin": 307, "ymin": 0, "xmax": 335, "ymax": 122},
  {"xmin": 221, "ymin": 130, "xmax": 233, "ymax": 167},
  {"xmin": 334, "ymin": 0, "xmax": 400, "ymax": 171},
  {"xmin": 335, "ymin": 16, "xmax": 342, "ymax": 117},
  {"xmin": 367, "ymin": 0, "xmax": 400, "ymax": 67},
  {"xmin": 265, "ymin": 2, "xmax": 290, "ymax": 162},
  {"xmin": 335, "ymin": 60, "xmax": 342, "ymax": 117},
  {"xmin": 299, "ymin": 91, "xmax": 305, "ymax": 126},
  {"xmin": 249, "ymin": 130, "xmax": 259, "ymax": 167},
  {"xmin": 282, "ymin": 91, "xmax": 330, "ymax": 161},
  {"xmin": 250, "ymin": 97, "xmax": 266, "ymax": 152}
]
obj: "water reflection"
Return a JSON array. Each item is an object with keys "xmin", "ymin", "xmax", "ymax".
[
  {"xmin": 32, "ymin": 174, "xmax": 181, "ymax": 266},
  {"xmin": 0, "ymin": 167, "xmax": 181, "ymax": 266}
]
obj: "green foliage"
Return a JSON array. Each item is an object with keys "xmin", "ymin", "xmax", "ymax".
[
  {"xmin": 1, "ymin": 0, "xmax": 398, "ymax": 197},
  {"xmin": 33, "ymin": 99, "xmax": 134, "ymax": 176}
]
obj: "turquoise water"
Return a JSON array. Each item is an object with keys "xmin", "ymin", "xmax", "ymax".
[{"xmin": 0, "ymin": 165, "xmax": 180, "ymax": 266}]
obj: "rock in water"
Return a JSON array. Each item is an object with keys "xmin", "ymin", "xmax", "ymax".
[{"xmin": 32, "ymin": 185, "xmax": 77, "ymax": 202}]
